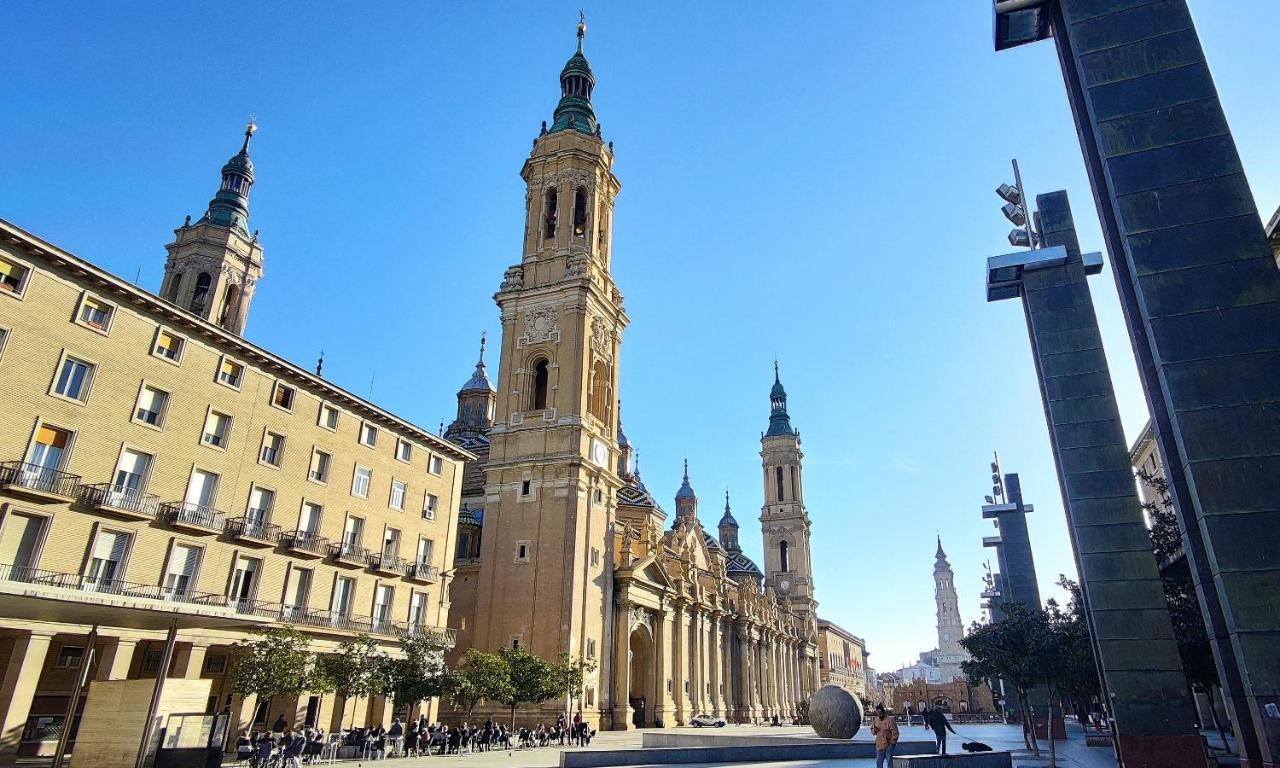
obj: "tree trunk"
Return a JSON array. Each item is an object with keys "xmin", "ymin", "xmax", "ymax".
[
  {"xmin": 1021, "ymin": 688, "xmax": 1040, "ymax": 757},
  {"xmin": 1046, "ymin": 689, "xmax": 1058, "ymax": 768},
  {"xmin": 510, "ymin": 703, "xmax": 517, "ymax": 734}
]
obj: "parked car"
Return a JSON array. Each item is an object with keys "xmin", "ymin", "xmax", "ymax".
[{"xmin": 690, "ymin": 714, "xmax": 727, "ymax": 728}]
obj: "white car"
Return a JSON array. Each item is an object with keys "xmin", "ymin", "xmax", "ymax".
[{"xmin": 690, "ymin": 714, "xmax": 727, "ymax": 728}]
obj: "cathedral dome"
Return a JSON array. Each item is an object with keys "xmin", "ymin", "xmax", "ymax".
[{"xmin": 675, "ymin": 460, "xmax": 696, "ymax": 500}]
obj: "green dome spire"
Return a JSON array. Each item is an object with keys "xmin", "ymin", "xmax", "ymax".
[
  {"xmin": 204, "ymin": 120, "xmax": 257, "ymax": 235},
  {"xmin": 549, "ymin": 14, "xmax": 598, "ymax": 135}
]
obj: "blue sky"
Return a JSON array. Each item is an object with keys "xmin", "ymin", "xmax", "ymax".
[{"xmin": 4, "ymin": 2, "xmax": 1278, "ymax": 672}]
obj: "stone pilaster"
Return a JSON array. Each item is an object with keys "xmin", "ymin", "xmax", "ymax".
[{"xmin": 612, "ymin": 598, "xmax": 632, "ymax": 729}]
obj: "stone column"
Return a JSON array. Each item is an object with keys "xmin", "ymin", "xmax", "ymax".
[
  {"xmin": 612, "ymin": 599, "xmax": 632, "ymax": 730},
  {"xmin": 736, "ymin": 623, "xmax": 753, "ymax": 722},
  {"xmin": 689, "ymin": 607, "xmax": 703, "ymax": 716},
  {"xmin": 708, "ymin": 614, "xmax": 722, "ymax": 717},
  {"xmin": 169, "ymin": 641, "xmax": 209, "ymax": 679},
  {"xmin": 753, "ymin": 634, "xmax": 766, "ymax": 719},
  {"xmin": 94, "ymin": 636, "xmax": 142, "ymax": 681},
  {"xmin": 654, "ymin": 608, "xmax": 671, "ymax": 726},
  {"xmin": 780, "ymin": 641, "xmax": 792, "ymax": 717},
  {"xmin": 0, "ymin": 631, "xmax": 54, "ymax": 763},
  {"xmin": 671, "ymin": 602, "xmax": 686, "ymax": 725},
  {"xmin": 993, "ymin": 3, "xmax": 1280, "ymax": 764},
  {"xmin": 987, "ymin": 189, "xmax": 1202, "ymax": 766}
]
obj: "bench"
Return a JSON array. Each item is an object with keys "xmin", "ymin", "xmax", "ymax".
[{"xmin": 893, "ymin": 753, "xmax": 1013, "ymax": 768}]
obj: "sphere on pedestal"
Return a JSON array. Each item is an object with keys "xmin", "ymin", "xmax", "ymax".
[{"xmin": 808, "ymin": 684, "xmax": 862, "ymax": 740}]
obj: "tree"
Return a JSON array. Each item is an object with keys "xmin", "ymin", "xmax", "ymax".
[
  {"xmin": 498, "ymin": 646, "xmax": 563, "ymax": 731},
  {"xmin": 962, "ymin": 603, "xmax": 1047, "ymax": 758},
  {"xmin": 1050, "ymin": 577, "xmax": 1102, "ymax": 720},
  {"xmin": 316, "ymin": 634, "xmax": 388, "ymax": 728},
  {"xmin": 555, "ymin": 653, "xmax": 598, "ymax": 720},
  {"xmin": 229, "ymin": 627, "xmax": 320, "ymax": 710},
  {"xmin": 384, "ymin": 631, "xmax": 451, "ymax": 713},
  {"xmin": 445, "ymin": 649, "xmax": 512, "ymax": 719}
]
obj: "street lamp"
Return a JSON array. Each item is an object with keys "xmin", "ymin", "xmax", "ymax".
[{"xmin": 996, "ymin": 160, "xmax": 1038, "ymax": 249}]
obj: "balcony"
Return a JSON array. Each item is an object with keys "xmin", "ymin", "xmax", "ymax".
[
  {"xmin": 329, "ymin": 542, "xmax": 370, "ymax": 568},
  {"xmin": 158, "ymin": 502, "xmax": 226, "ymax": 534},
  {"xmin": 225, "ymin": 517, "xmax": 281, "ymax": 546},
  {"xmin": 79, "ymin": 483, "xmax": 159, "ymax": 521},
  {"xmin": 406, "ymin": 561, "xmax": 440, "ymax": 584},
  {"xmin": 0, "ymin": 563, "xmax": 227, "ymax": 607},
  {"xmin": 370, "ymin": 552, "xmax": 408, "ymax": 577},
  {"xmin": 407, "ymin": 624, "xmax": 458, "ymax": 648},
  {"xmin": 0, "ymin": 461, "xmax": 82, "ymax": 503},
  {"xmin": 282, "ymin": 531, "xmax": 329, "ymax": 558}
]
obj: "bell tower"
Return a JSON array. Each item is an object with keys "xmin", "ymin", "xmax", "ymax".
[
  {"xmin": 933, "ymin": 537, "xmax": 969, "ymax": 680},
  {"xmin": 161, "ymin": 121, "xmax": 264, "ymax": 335},
  {"xmin": 760, "ymin": 363, "xmax": 817, "ymax": 620},
  {"xmin": 468, "ymin": 16, "xmax": 628, "ymax": 716}
]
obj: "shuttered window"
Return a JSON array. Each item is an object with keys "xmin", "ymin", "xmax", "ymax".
[
  {"xmin": 135, "ymin": 386, "xmax": 168, "ymax": 426},
  {"xmin": 84, "ymin": 531, "xmax": 129, "ymax": 587},
  {"xmin": 153, "ymin": 331, "xmax": 184, "ymax": 361},
  {"xmin": 163, "ymin": 544, "xmax": 201, "ymax": 597},
  {"xmin": 0, "ymin": 257, "xmax": 29, "ymax": 294},
  {"xmin": 113, "ymin": 449, "xmax": 152, "ymax": 494}
]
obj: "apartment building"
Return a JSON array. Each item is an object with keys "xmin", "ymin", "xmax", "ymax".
[
  {"xmin": 0, "ymin": 127, "xmax": 472, "ymax": 762},
  {"xmin": 816, "ymin": 619, "xmax": 869, "ymax": 703}
]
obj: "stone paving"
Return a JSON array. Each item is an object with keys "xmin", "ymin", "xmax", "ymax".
[{"xmin": 301, "ymin": 723, "xmax": 1124, "ymax": 768}]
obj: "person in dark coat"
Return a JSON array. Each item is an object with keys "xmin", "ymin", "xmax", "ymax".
[
  {"xmin": 925, "ymin": 708, "xmax": 957, "ymax": 754},
  {"xmin": 273, "ymin": 714, "xmax": 289, "ymax": 734}
]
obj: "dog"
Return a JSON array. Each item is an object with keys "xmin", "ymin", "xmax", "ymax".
[{"xmin": 961, "ymin": 741, "xmax": 993, "ymax": 752}]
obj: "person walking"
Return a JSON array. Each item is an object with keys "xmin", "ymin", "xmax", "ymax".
[
  {"xmin": 925, "ymin": 707, "xmax": 957, "ymax": 755},
  {"xmin": 871, "ymin": 705, "xmax": 899, "ymax": 768}
]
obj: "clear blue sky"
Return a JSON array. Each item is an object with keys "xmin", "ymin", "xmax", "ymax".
[{"xmin": 4, "ymin": 2, "xmax": 1278, "ymax": 672}]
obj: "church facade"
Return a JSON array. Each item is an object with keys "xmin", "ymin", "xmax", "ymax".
[{"xmin": 441, "ymin": 21, "xmax": 822, "ymax": 730}]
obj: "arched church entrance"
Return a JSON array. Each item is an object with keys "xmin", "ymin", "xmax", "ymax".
[{"xmin": 629, "ymin": 625, "xmax": 653, "ymax": 728}]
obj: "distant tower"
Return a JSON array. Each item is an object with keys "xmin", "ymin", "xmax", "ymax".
[
  {"xmin": 934, "ymin": 537, "xmax": 969, "ymax": 680},
  {"xmin": 674, "ymin": 460, "xmax": 698, "ymax": 527},
  {"xmin": 760, "ymin": 362, "xmax": 817, "ymax": 621},
  {"xmin": 161, "ymin": 121, "xmax": 264, "ymax": 335},
  {"xmin": 446, "ymin": 333, "xmax": 497, "ymax": 444}
]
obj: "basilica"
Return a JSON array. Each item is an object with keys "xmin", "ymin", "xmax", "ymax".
[{"xmin": 440, "ymin": 20, "xmax": 822, "ymax": 730}]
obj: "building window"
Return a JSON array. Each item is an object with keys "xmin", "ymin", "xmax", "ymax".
[
  {"xmin": 429, "ymin": 454, "xmax": 443, "ymax": 475},
  {"xmin": 55, "ymin": 645, "xmax": 85, "ymax": 669},
  {"xmin": 409, "ymin": 591, "xmax": 427, "ymax": 629},
  {"xmin": 422, "ymin": 494, "xmax": 438, "ymax": 521},
  {"xmin": 52, "ymin": 355, "xmax": 94, "ymax": 403},
  {"xmin": 260, "ymin": 432, "xmax": 285, "ymax": 467},
  {"xmin": 0, "ymin": 327, "xmax": 8, "ymax": 363},
  {"xmin": 520, "ymin": 479, "xmax": 532, "ymax": 497},
  {"xmin": 396, "ymin": 439, "xmax": 412, "ymax": 463},
  {"xmin": 511, "ymin": 636, "xmax": 522, "ymax": 649},
  {"xmin": 515, "ymin": 541, "xmax": 531, "ymax": 562},
  {"xmin": 142, "ymin": 648, "xmax": 164, "ymax": 673},
  {"xmin": 308, "ymin": 449, "xmax": 331, "ymax": 484},
  {"xmin": 190, "ymin": 272, "xmax": 212, "ymax": 314},
  {"xmin": 112, "ymin": 449, "xmax": 153, "ymax": 499},
  {"xmin": 590, "ymin": 548, "xmax": 600, "ymax": 567},
  {"xmin": 352, "ymin": 465, "xmax": 372, "ymax": 498},
  {"xmin": 531, "ymin": 359, "xmax": 549, "ymax": 410},
  {"xmin": 76, "ymin": 295, "xmax": 115, "ymax": 333},
  {"xmin": 775, "ymin": 466, "xmax": 785, "ymax": 501},
  {"xmin": 543, "ymin": 187, "xmax": 558, "ymax": 238},
  {"xmin": 202, "ymin": 410, "xmax": 231, "ymax": 449},
  {"xmin": 586, "ymin": 687, "xmax": 595, "ymax": 707},
  {"xmin": 84, "ymin": 529, "xmax": 130, "ymax": 590},
  {"xmin": 153, "ymin": 329, "xmax": 185, "ymax": 363},
  {"xmin": 298, "ymin": 502, "xmax": 322, "ymax": 536},
  {"xmin": 588, "ymin": 360, "xmax": 610, "ymax": 422},
  {"xmin": 27, "ymin": 424, "xmax": 72, "ymax": 472},
  {"xmin": 163, "ymin": 272, "xmax": 183, "ymax": 302},
  {"xmin": 272, "ymin": 382, "xmax": 296, "ymax": 411},
  {"xmin": 228, "ymin": 554, "xmax": 261, "ymax": 609},
  {"xmin": 390, "ymin": 480, "xmax": 406, "ymax": 511},
  {"xmin": 791, "ymin": 465, "xmax": 799, "ymax": 498},
  {"xmin": 416, "ymin": 537, "xmax": 434, "ymax": 565},
  {"xmin": 162, "ymin": 542, "xmax": 202, "ymax": 599},
  {"xmin": 318, "ymin": 404, "xmax": 339, "ymax": 431},
  {"xmin": 134, "ymin": 385, "xmax": 170, "ymax": 427},
  {"xmin": 204, "ymin": 654, "xmax": 228, "ymax": 674},
  {"xmin": 780, "ymin": 540, "xmax": 790, "ymax": 573},
  {"xmin": 586, "ymin": 638, "xmax": 596, "ymax": 659},
  {"xmin": 359, "ymin": 422, "xmax": 378, "ymax": 447},
  {"xmin": 217, "ymin": 357, "xmax": 244, "ymax": 389},
  {"xmin": 0, "ymin": 255, "xmax": 32, "ymax": 298}
]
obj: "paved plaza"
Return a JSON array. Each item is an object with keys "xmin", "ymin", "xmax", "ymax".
[{"xmin": 277, "ymin": 724, "xmax": 1125, "ymax": 768}]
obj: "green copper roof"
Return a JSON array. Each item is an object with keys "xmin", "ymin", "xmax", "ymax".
[
  {"xmin": 204, "ymin": 122, "xmax": 256, "ymax": 235},
  {"xmin": 765, "ymin": 363, "xmax": 795, "ymax": 436},
  {"xmin": 549, "ymin": 18, "xmax": 598, "ymax": 135}
]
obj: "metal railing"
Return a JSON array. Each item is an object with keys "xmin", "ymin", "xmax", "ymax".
[
  {"xmin": 226, "ymin": 516, "xmax": 281, "ymax": 543},
  {"xmin": 0, "ymin": 461, "xmax": 82, "ymax": 497},
  {"xmin": 409, "ymin": 562, "xmax": 441, "ymax": 582},
  {"xmin": 159, "ymin": 502, "xmax": 226, "ymax": 531},
  {"xmin": 407, "ymin": 624, "xmax": 458, "ymax": 647},
  {"xmin": 371, "ymin": 552, "xmax": 407, "ymax": 575},
  {"xmin": 80, "ymin": 483, "xmax": 159, "ymax": 517},
  {"xmin": 0, "ymin": 563, "xmax": 228, "ymax": 606},
  {"xmin": 282, "ymin": 531, "xmax": 330, "ymax": 555},
  {"xmin": 329, "ymin": 542, "xmax": 370, "ymax": 565}
]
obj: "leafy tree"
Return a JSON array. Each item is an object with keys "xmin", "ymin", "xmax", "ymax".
[
  {"xmin": 229, "ymin": 627, "xmax": 320, "ymax": 706},
  {"xmin": 445, "ymin": 649, "xmax": 512, "ymax": 719},
  {"xmin": 498, "ymin": 646, "xmax": 564, "ymax": 731},
  {"xmin": 555, "ymin": 653, "xmax": 598, "ymax": 719},
  {"xmin": 962, "ymin": 603, "xmax": 1047, "ymax": 758},
  {"xmin": 384, "ymin": 631, "xmax": 451, "ymax": 712},
  {"xmin": 316, "ymin": 634, "xmax": 388, "ymax": 728}
]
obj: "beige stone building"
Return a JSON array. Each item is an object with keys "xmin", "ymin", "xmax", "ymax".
[
  {"xmin": 441, "ymin": 22, "xmax": 822, "ymax": 730},
  {"xmin": 817, "ymin": 619, "xmax": 869, "ymax": 702},
  {"xmin": 0, "ymin": 125, "xmax": 471, "ymax": 761}
]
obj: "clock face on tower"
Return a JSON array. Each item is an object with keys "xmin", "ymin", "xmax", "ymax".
[
  {"xmin": 589, "ymin": 438, "xmax": 607, "ymax": 467},
  {"xmin": 779, "ymin": 579, "xmax": 791, "ymax": 593}
]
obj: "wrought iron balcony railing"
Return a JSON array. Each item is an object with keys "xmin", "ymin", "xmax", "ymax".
[
  {"xmin": 282, "ymin": 531, "xmax": 330, "ymax": 557},
  {"xmin": 158, "ymin": 502, "xmax": 226, "ymax": 533},
  {"xmin": 225, "ymin": 516, "xmax": 281, "ymax": 545},
  {"xmin": 407, "ymin": 561, "xmax": 441, "ymax": 583},
  {"xmin": 79, "ymin": 483, "xmax": 159, "ymax": 519},
  {"xmin": 371, "ymin": 552, "xmax": 408, "ymax": 576},
  {"xmin": 329, "ymin": 542, "xmax": 370, "ymax": 567},
  {"xmin": 0, "ymin": 461, "xmax": 82, "ymax": 499}
]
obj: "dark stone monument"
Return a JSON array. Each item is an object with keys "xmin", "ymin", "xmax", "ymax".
[
  {"xmin": 986, "ymin": 190, "xmax": 1202, "ymax": 767},
  {"xmin": 995, "ymin": 2, "xmax": 1280, "ymax": 764},
  {"xmin": 982, "ymin": 472, "xmax": 1042, "ymax": 612}
]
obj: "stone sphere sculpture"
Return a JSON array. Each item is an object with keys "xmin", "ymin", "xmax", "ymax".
[{"xmin": 808, "ymin": 684, "xmax": 862, "ymax": 739}]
